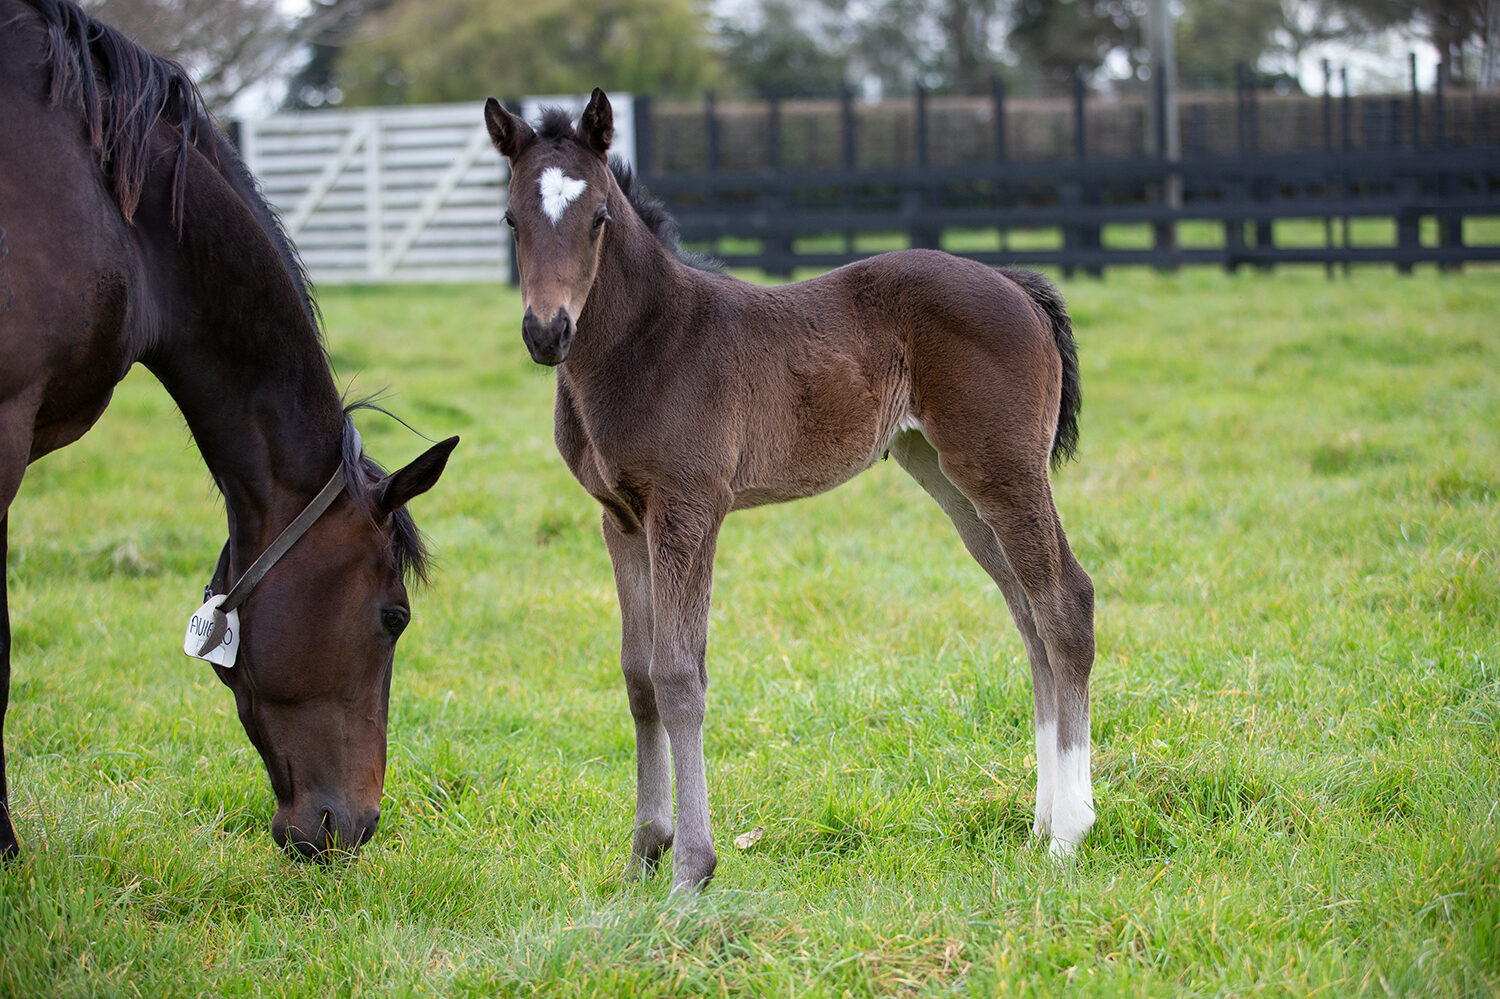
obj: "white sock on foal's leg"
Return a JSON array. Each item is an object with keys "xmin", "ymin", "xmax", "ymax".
[
  {"xmin": 1033, "ymin": 719, "xmax": 1057, "ymax": 838},
  {"xmin": 1048, "ymin": 735, "xmax": 1094, "ymax": 858}
]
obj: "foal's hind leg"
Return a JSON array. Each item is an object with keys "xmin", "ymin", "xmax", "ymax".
[
  {"xmin": 602, "ymin": 515, "xmax": 674, "ymax": 877},
  {"xmin": 890, "ymin": 432, "xmax": 1062, "ymax": 840},
  {"xmin": 898, "ymin": 431, "xmax": 1096, "ymax": 856}
]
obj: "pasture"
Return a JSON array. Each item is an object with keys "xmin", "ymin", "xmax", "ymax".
[{"xmin": 1, "ymin": 266, "xmax": 1496, "ymax": 996}]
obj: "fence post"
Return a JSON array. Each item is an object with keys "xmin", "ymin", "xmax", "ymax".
[
  {"xmin": 1340, "ymin": 68, "xmax": 1351, "ymax": 274},
  {"xmin": 1435, "ymin": 61, "xmax": 1462, "ymax": 270},
  {"xmin": 1397, "ymin": 59, "xmax": 1420, "ymax": 274},
  {"xmin": 1151, "ymin": 54, "xmax": 1180, "ymax": 270},
  {"xmin": 991, "ymin": 74, "xmax": 1007, "ymax": 162},
  {"xmin": 1247, "ymin": 67, "xmax": 1273, "ymax": 271},
  {"xmin": 841, "ymin": 85, "xmax": 856, "ymax": 256},
  {"xmin": 1225, "ymin": 62, "xmax": 1248, "ymax": 273},
  {"xmin": 991, "ymin": 74, "xmax": 1009, "ymax": 254},
  {"xmin": 1322, "ymin": 59, "xmax": 1335, "ymax": 279},
  {"xmin": 1409, "ymin": 52, "xmax": 1421, "ymax": 147},
  {"xmin": 766, "ymin": 95, "xmax": 793, "ymax": 277},
  {"xmin": 633, "ymin": 95, "xmax": 654, "ymax": 180},
  {"xmin": 910, "ymin": 84, "xmax": 939, "ymax": 250},
  {"xmin": 1066, "ymin": 69, "xmax": 1101, "ymax": 277},
  {"xmin": 704, "ymin": 90, "xmax": 720, "ymax": 172},
  {"xmin": 1434, "ymin": 59, "xmax": 1446, "ymax": 146}
]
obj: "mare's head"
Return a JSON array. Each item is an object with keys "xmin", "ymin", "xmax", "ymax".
[
  {"xmin": 209, "ymin": 427, "xmax": 458, "ymax": 860},
  {"xmin": 485, "ymin": 89, "xmax": 620, "ymax": 365}
]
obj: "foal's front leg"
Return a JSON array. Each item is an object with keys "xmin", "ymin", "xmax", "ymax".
[
  {"xmin": 647, "ymin": 488, "xmax": 730, "ymax": 891},
  {"xmin": 602, "ymin": 516, "xmax": 673, "ymax": 877}
]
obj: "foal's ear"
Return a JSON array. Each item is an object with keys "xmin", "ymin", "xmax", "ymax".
[
  {"xmin": 376, "ymin": 436, "xmax": 459, "ymax": 515},
  {"xmin": 484, "ymin": 98, "xmax": 534, "ymax": 160},
  {"xmin": 578, "ymin": 88, "xmax": 613, "ymax": 158}
]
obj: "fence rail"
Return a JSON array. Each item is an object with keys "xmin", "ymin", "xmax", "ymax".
[
  {"xmin": 639, "ymin": 146, "xmax": 1499, "ymax": 274},
  {"xmin": 631, "ymin": 74, "xmax": 1500, "ymax": 276},
  {"xmin": 232, "ymin": 83, "xmax": 1498, "ymax": 284}
]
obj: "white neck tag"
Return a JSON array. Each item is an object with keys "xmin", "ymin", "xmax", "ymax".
[{"xmin": 183, "ymin": 594, "xmax": 240, "ymax": 668}]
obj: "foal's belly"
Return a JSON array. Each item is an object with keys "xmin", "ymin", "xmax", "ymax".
[
  {"xmin": 728, "ymin": 402, "xmax": 906, "ymax": 511},
  {"xmin": 728, "ymin": 345, "xmax": 912, "ymax": 510}
]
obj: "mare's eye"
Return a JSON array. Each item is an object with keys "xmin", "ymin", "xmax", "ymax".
[
  {"xmin": 503, "ymin": 210, "xmax": 517, "ymax": 230},
  {"xmin": 381, "ymin": 606, "xmax": 410, "ymax": 638}
]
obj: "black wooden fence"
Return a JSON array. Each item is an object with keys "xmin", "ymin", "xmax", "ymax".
[{"xmin": 629, "ymin": 67, "xmax": 1500, "ymax": 276}]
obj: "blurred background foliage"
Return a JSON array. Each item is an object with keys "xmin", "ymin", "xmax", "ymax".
[{"xmin": 80, "ymin": 0, "xmax": 1497, "ymax": 110}]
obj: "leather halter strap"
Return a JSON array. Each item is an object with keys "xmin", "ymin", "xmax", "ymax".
[{"xmin": 196, "ymin": 434, "xmax": 360, "ymax": 656}]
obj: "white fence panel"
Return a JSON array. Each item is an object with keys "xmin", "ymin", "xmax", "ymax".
[{"xmin": 237, "ymin": 97, "xmax": 634, "ymax": 284}]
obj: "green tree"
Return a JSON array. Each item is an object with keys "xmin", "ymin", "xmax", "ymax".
[
  {"xmin": 333, "ymin": 0, "xmax": 720, "ymax": 105},
  {"xmin": 1008, "ymin": 0, "xmax": 1145, "ymax": 93},
  {"xmin": 83, "ymin": 0, "xmax": 296, "ymax": 108},
  {"xmin": 718, "ymin": 0, "xmax": 849, "ymax": 97},
  {"xmin": 1174, "ymin": 0, "xmax": 1285, "ymax": 89},
  {"xmin": 835, "ymin": 0, "xmax": 1009, "ymax": 95}
]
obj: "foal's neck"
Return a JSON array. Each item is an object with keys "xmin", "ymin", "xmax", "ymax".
[{"xmin": 570, "ymin": 188, "xmax": 694, "ymax": 377}]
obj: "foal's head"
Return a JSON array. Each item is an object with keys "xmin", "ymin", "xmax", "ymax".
[{"xmin": 485, "ymin": 89, "xmax": 619, "ymax": 365}]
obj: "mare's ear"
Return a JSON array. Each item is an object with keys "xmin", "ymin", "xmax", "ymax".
[
  {"xmin": 484, "ymin": 98, "xmax": 534, "ymax": 160},
  {"xmin": 578, "ymin": 88, "xmax": 613, "ymax": 158},
  {"xmin": 376, "ymin": 436, "xmax": 459, "ymax": 514}
]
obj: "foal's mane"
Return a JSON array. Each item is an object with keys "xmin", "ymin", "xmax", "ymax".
[
  {"xmin": 25, "ymin": 0, "xmax": 430, "ymax": 582},
  {"xmin": 532, "ymin": 105, "xmax": 721, "ymax": 273}
]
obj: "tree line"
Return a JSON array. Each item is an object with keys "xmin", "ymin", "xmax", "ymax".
[{"xmin": 83, "ymin": 0, "xmax": 1498, "ymax": 111}]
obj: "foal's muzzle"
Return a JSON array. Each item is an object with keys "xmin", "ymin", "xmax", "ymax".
[{"xmin": 521, "ymin": 307, "xmax": 575, "ymax": 366}]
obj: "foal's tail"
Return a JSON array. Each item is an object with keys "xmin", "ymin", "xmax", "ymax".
[{"xmin": 1001, "ymin": 268, "xmax": 1081, "ymax": 469}]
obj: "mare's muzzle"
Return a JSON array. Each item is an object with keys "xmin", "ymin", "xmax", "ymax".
[
  {"xmin": 521, "ymin": 307, "xmax": 575, "ymax": 366},
  {"xmin": 272, "ymin": 801, "xmax": 380, "ymax": 861}
]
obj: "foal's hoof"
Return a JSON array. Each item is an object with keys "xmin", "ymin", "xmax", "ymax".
[
  {"xmin": 670, "ymin": 847, "xmax": 717, "ymax": 893},
  {"xmin": 1047, "ymin": 836, "xmax": 1080, "ymax": 860},
  {"xmin": 626, "ymin": 822, "xmax": 674, "ymax": 881}
]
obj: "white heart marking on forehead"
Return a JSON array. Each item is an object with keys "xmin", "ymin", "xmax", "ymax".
[{"xmin": 538, "ymin": 166, "xmax": 588, "ymax": 225}]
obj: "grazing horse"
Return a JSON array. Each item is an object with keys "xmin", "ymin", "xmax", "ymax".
[
  {"xmin": 485, "ymin": 90, "xmax": 1096, "ymax": 891},
  {"xmin": 0, "ymin": 0, "xmax": 458, "ymax": 860}
]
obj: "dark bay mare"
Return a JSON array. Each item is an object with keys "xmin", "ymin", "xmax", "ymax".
[
  {"xmin": 0, "ymin": 0, "xmax": 459, "ymax": 860},
  {"xmin": 485, "ymin": 90, "xmax": 1096, "ymax": 890}
]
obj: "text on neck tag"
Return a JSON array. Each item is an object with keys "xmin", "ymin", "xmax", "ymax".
[{"xmin": 183, "ymin": 593, "xmax": 240, "ymax": 668}]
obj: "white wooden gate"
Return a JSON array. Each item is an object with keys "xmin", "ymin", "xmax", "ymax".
[{"xmin": 236, "ymin": 97, "xmax": 634, "ymax": 284}]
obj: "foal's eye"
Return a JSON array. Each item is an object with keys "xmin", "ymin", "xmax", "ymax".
[
  {"xmin": 591, "ymin": 206, "xmax": 609, "ymax": 234},
  {"xmin": 503, "ymin": 210, "xmax": 517, "ymax": 230},
  {"xmin": 380, "ymin": 606, "xmax": 410, "ymax": 638}
]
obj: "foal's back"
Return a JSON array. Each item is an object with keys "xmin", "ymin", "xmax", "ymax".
[{"xmin": 679, "ymin": 250, "xmax": 1063, "ymax": 510}]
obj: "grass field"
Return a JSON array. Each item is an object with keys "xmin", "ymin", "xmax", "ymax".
[{"xmin": 1, "ymin": 265, "xmax": 1497, "ymax": 996}]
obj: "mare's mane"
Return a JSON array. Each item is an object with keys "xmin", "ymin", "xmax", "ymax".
[
  {"xmin": 532, "ymin": 105, "xmax": 722, "ymax": 273},
  {"xmin": 25, "ymin": 0, "xmax": 430, "ymax": 581},
  {"xmin": 23, "ymin": 0, "xmax": 317, "ymax": 329}
]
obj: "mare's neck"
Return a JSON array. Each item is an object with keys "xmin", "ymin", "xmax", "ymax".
[{"xmin": 142, "ymin": 174, "xmax": 346, "ymax": 552}]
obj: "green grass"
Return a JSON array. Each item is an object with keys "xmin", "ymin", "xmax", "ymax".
[{"xmin": 2, "ymin": 267, "xmax": 1498, "ymax": 996}]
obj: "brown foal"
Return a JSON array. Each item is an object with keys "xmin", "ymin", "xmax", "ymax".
[{"xmin": 486, "ymin": 89, "xmax": 1096, "ymax": 890}]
